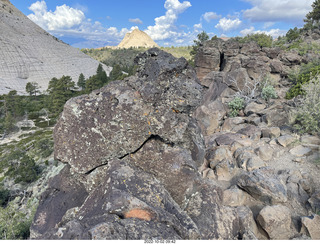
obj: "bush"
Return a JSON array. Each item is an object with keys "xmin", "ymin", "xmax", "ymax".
[
  {"xmin": 3, "ymin": 150, "xmax": 41, "ymax": 184},
  {"xmin": 35, "ymin": 138, "xmax": 54, "ymax": 158},
  {"xmin": 237, "ymin": 33, "xmax": 273, "ymax": 48},
  {"xmin": 0, "ymin": 202, "xmax": 31, "ymax": 239},
  {"xmin": 286, "ymin": 63, "xmax": 320, "ymax": 99},
  {"xmin": 261, "ymin": 85, "xmax": 277, "ymax": 100},
  {"xmin": 292, "ymin": 75, "xmax": 320, "ymax": 134},
  {"xmin": 228, "ymin": 97, "xmax": 245, "ymax": 117}
]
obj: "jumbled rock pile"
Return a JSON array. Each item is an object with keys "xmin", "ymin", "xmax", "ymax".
[{"xmin": 30, "ymin": 47, "xmax": 320, "ymax": 240}]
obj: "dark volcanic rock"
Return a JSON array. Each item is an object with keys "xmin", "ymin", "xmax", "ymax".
[
  {"xmin": 237, "ymin": 167, "xmax": 287, "ymax": 204},
  {"xmin": 32, "ymin": 160, "xmax": 200, "ymax": 240},
  {"xmin": 54, "ymin": 48, "xmax": 204, "ymax": 174},
  {"xmin": 30, "ymin": 166, "xmax": 89, "ymax": 239}
]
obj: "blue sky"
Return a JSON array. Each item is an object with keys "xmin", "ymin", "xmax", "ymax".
[{"xmin": 10, "ymin": 0, "xmax": 314, "ymax": 48}]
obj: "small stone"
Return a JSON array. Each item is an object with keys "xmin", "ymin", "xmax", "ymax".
[
  {"xmin": 237, "ymin": 167, "xmax": 287, "ymax": 204},
  {"xmin": 246, "ymin": 157, "xmax": 267, "ymax": 171},
  {"xmin": 215, "ymin": 159, "xmax": 236, "ymax": 181},
  {"xmin": 257, "ymin": 205, "xmax": 293, "ymax": 240},
  {"xmin": 223, "ymin": 186, "xmax": 248, "ymax": 207},
  {"xmin": 261, "ymin": 127, "xmax": 281, "ymax": 139},
  {"xmin": 290, "ymin": 145, "xmax": 312, "ymax": 157},
  {"xmin": 301, "ymin": 215, "xmax": 320, "ymax": 240},
  {"xmin": 255, "ymin": 145, "xmax": 273, "ymax": 161},
  {"xmin": 277, "ymin": 134, "xmax": 296, "ymax": 147},
  {"xmin": 301, "ymin": 135, "xmax": 320, "ymax": 145},
  {"xmin": 244, "ymin": 102, "xmax": 266, "ymax": 116}
]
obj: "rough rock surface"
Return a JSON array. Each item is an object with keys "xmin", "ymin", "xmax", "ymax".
[
  {"xmin": 0, "ymin": 0, "xmax": 111, "ymax": 94},
  {"xmin": 257, "ymin": 205, "xmax": 294, "ymax": 240},
  {"xmin": 31, "ymin": 35, "xmax": 320, "ymax": 240},
  {"xmin": 54, "ymin": 48, "xmax": 204, "ymax": 174}
]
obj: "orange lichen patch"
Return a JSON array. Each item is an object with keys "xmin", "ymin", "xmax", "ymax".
[
  {"xmin": 124, "ymin": 208, "xmax": 153, "ymax": 221},
  {"xmin": 147, "ymin": 121, "xmax": 151, "ymax": 126},
  {"xmin": 172, "ymin": 108, "xmax": 180, "ymax": 113}
]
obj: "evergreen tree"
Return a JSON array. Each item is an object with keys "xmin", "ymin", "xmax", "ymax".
[
  {"xmin": 190, "ymin": 31, "xmax": 209, "ymax": 58},
  {"xmin": 305, "ymin": 0, "xmax": 320, "ymax": 27},
  {"xmin": 3, "ymin": 112, "xmax": 15, "ymax": 133},
  {"xmin": 4, "ymin": 90, "xmax": 23, "ymax": 117},
  {"xmin": 85, "ymin": 76, "xmax": 103, "ymax": 93},
  {"xmin": 109, "ymin": 64, "xmax": 124, "ymax": 81},
  {"xmin": 96, "ymin": 64, "xmax": 108, "ymax": 84},
  {"xmin": 77, "ymin": 73, "xmax": 86, "ymax": 90},
  {"xmin": 47, "ymin": 76, "xmax": 75, "ymax": 116},
  {"xmin": 25, "ymin": 82, "xmax": 40, "ymax": 96}
]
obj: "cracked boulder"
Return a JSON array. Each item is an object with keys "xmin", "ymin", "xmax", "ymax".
[
  {"xmin": 31, "ymin": 160, "xmax": 200, "ymax": 240},
  {"xmin": 54, "ymin": 48, "xmax": 204, "ymax": 174}
]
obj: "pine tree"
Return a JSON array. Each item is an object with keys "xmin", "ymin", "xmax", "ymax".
[
  {"xmin": 85, "ymin": 76, "xmax": 103, "ymax": 93},
  {"xmin": 190, "ymin": 31, "xmax": 209, "ymax": 57},
  {"xmin": 77, "ymin": 73, "xmax": 86, "ymax": 90},
  {"xmin": 47, "ymin": 76, "xmax": 75, "ymax": 117},
  {"xmin": 25, "ymin": 82, "xmax": 40, "ymax": 96},
  {"xmin": 305, "ymin": 0, "xmax": 320, "ymax": 28},
  {"xmin": 96, "ymin": 64, "xmax": 108, "ymax": 84}
]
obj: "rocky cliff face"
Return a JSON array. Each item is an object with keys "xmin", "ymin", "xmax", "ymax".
[
  {"xmin": 31, "ymin": 42, "xmax": 320, "ymax": 240},
  {"xmin": 0, "ymin": 0, "xmax": 111, "ymax": 94}
]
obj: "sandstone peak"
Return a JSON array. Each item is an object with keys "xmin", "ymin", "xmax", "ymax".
[
  {"xmin": 117, "ymin": 28, "xmax": 159, "ymax": 49},
  {"xmin": 0, "ymin": 0, "xmax": 111, "ymax": 95}
]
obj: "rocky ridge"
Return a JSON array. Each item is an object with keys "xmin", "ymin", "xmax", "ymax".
[
  {"xmin": 30, "ymin": 42, "xmax": 320, "ymax": 239},
  {"xmin": 0, "ymin": 0, "xmax": 111, "ymax": 94}
]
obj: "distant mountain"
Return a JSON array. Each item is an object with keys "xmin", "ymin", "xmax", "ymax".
[
  {"xmin": 0, "ymin": 0, "xmax": 111, "ymax": 95},
  {"xmin": 117, "ymin": 29, "xmax": 159, "ymax": 49}
]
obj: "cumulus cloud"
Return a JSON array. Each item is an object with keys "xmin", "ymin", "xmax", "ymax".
[
  {"xmin": 129, "ymin": 18, "xmax": 143, "ymax": 25},
  {"xmin": 194, "ymin": 23, "xmax": 202, "ymax": 29},
  {"xmin": 145, "ymin": 0, "xmax": 192, "ymax": 41},
  {"xmin": 203, "ymin": 12, "xmax": 221, "ymax": 22},
  {"xmin": 27, "ymin": 1, "xmax": 130, "ymax": 47},
  {"xmin": 243, "ymin": 0, "xmax": 313, "ymax": 24},
  {"xmin": 240, "ymin": 26, "xmax": 287, "ymax": 38},
  {"xmin": 28, "ymin": 1, "xmax": 85, "ymax": 30},
  {"xmin": 215, "ymin": 18, "xmax": 242, "ymax": 33}
]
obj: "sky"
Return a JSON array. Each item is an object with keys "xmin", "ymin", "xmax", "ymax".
[{"xmin": 10, "ymin": 0, "xmax": 314, "ymax": 49}]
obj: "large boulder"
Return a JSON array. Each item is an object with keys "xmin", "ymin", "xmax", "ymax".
[
  {"xmin": 54, "ymin": 48, "xmax": 204, "ymax": 174},
  {"xmin": 257, "ymin": 205, "xmax": 294, "ymax": 240}
]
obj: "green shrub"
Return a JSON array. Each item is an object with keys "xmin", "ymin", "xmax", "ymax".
[
  {"xmin": 228, "ymin": 97, "xmax": 245, "ymax": 117},
  {"xmin": 292, "ymin": 75, "xmax": 320, "ymax": 134},
  {"xmin": 237, "ymin": 33, "xmax": 273, "ymax": 48},
  {"xmin": 2, "ymin": 150, "xmax": 41, "ymax": 184},
  {"xmin": 286, "ymin": 63, "xmax": 320, "ymax": 99},
  {"xmin": 261, "ymin": 85, "xmax": 277, "ymax": 100},
  {"xmin": 35, "ymin": 138, "xmax": 54, "ymax": 158},
  {"xmin": 0, "ymin": 202, "xmax": 32, "ymax": 239}
]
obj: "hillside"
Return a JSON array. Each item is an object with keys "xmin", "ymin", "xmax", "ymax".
[
  {"xmin": 82, "ymin": 46, "xmax": 192, "ymax": 68},
  {"xmin": 0, "ymin": 0, "xmax": 111, "ymax": 95}
]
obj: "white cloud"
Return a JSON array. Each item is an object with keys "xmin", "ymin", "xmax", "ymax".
[
  {"xmin": 194, "ymin": 23, "xmax": 202, "ymax": 29},
  {"xmin": 145, "ymin": 0, "xmax": 192, "ymax": 41},
  {"xmin": 129, "ymin": 18, "xmax": 143, "ymax": 25},
  {"xmin": 243, "ymin": 0, "xmax": 313, "ymax": 24},
  {"xmin": 240, "ymin": 26, "xmax": 287, "ymax": 38},
  {"xmin": 27, "ymin": 1, "xmax": 130, "ymax": 47},
  {"xmin": 215, "ymin": 18, "xmax": 242, "ymax": 33},
  {"xmin": 28, "ymin": 1, "xmax": 85, "ymax": 30},
  {"xmin": 203, "ymin": 12, "xmax": 221, "ymax": 22}
]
